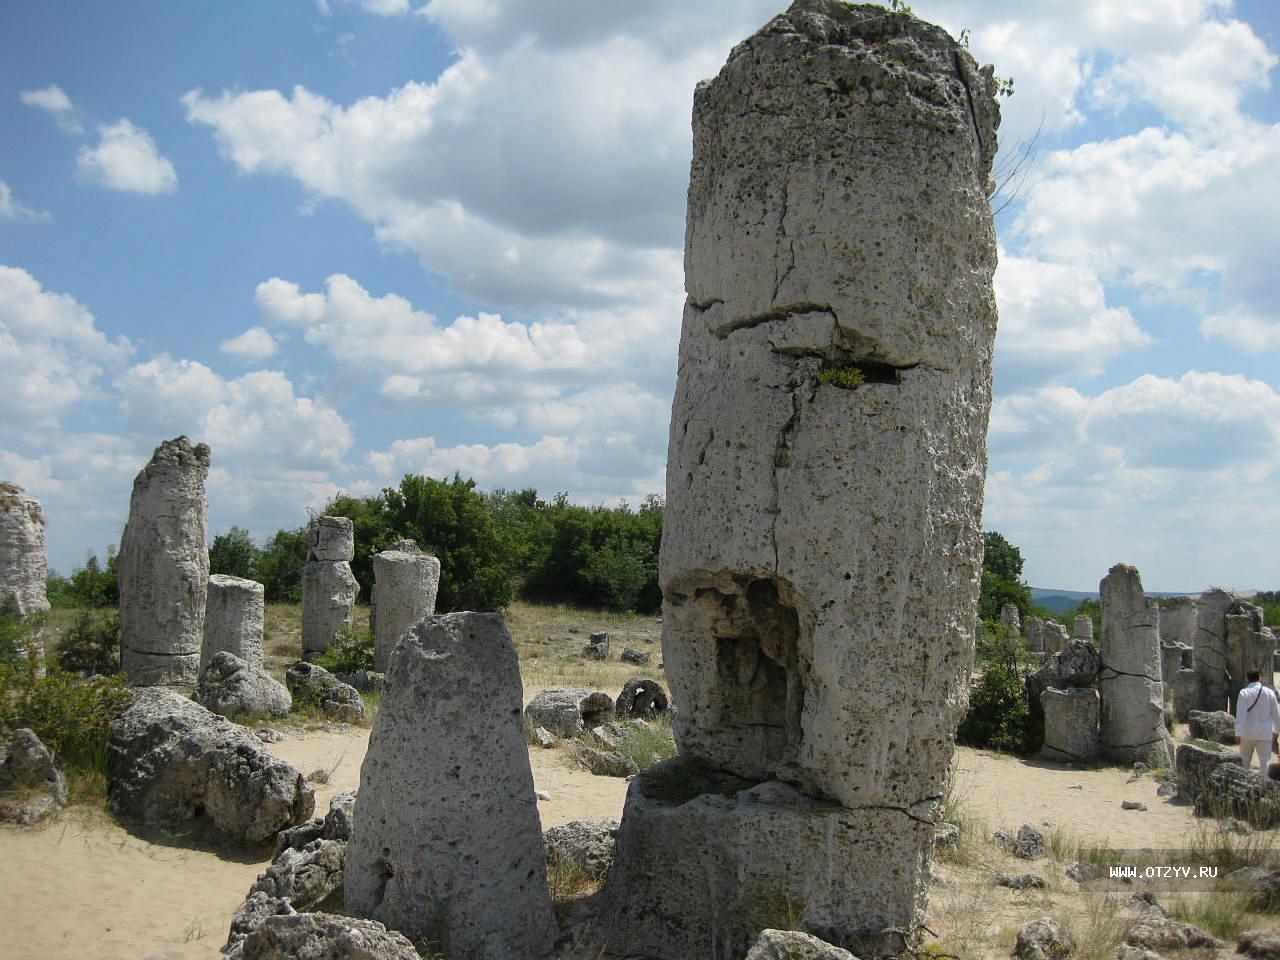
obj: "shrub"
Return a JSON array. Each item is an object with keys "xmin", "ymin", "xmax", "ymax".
[
  {"xmin": 209, "ymin": 525, "xmax": 257, "ymax": 580},
  {"xmin": 957, "ymin": 660, "xmax": 1041, "ymax": 754},
  {"xmin": 612, "ymin": 718, "xmax": 677, "ymax": 772},
  {"xmin": 55, "ymin": 608, "xmax": 120, "ymax": 676},
  {"xmin": 312, "ymin": 627, "xmax": 375, "ymax": 675}
]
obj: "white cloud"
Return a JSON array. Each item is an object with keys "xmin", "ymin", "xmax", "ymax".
[
  {"xmin": 76, "ymin": 119, "xmax": 179, "ymax": 195},
  {"xmin": 357, "ymin": 0, "xmax": 411, "ymax": 14},
  {"xmin": 994, "ymin": 251, "xmax": 1150, "ymax": 388},
  {"xmin": 1200, "ymin": 307, "xmax": 1280, "ymax": 353},
  {"xmin": 0, "ymin": 266, "xmax": 131, "ymax": 427},
  {"xmin": 19, "ymin": 83, "xmax": 82, "ymax": 135},
  {"xmin": 0, "ymin": 180, "xmax": 49, "ymax": 222},
  {"xmin": 219, "ymin": 326, "xmax": 280, "ymax": 360}
]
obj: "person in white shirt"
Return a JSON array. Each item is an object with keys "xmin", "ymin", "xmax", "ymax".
[{"xmin": 1235, "ymin": 669, "xmax": 1280, "ymax": 772}]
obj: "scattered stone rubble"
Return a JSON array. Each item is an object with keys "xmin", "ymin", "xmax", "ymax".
[
  {"xmin": 118, "ymin": 437, "xmax": 210, "ymax": 687},
  {"xmin": 525, "ymin": 687, "xmax": 615, "ymax": 738},
  {"xmin": 284, "ymin": 661, "xmax": 364, "ymax": 724}
]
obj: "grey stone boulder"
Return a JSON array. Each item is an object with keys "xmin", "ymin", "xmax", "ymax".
[
  {"xmin": 1026, "ymin": 640, "xmax": 1101, "ymax": 713},
  {"xmin": 274, "ymin": 790, "xmax": 356, "ymax": 858},
  {"xmin": 107, "ymin": 688, "xmax": 314, "ymax": 844},
  {"xmin": 620, "ymin": 647, "xmax": 651, "ymax": 666},
  {"xmin": 1014, "ymin": 917, "xmax": 1071, "ymax": 960},
  {"xmin": 1198, "ymin": 762, "xmax": 1280, "ymax": 828},
  {"xmin": 578, "ymin": 746, "xmax": 640, "ymax": 778},
  {"xmin": 745, "ymin": 929, "xmax": 856, "ymax": 959},
  {"xmin": 1188, "ymin": 709, "xmax": 1236, "ymax": 745},
  {"xmin": 250, "ymin": 838, "xmax": 345, "ymax": 910},
  {"xmin": 1239, "ymin": 930, "xmax": 1280, "ymax": 960},
  {"xmin": 615, "ymin": 677, "xmax": 669, "ymax": 719},
  {"xmin": 1125, "ymin": 895, "xmax": 1222, "ymax": 951},
  {"xmin": 544, "ymin": 818, "xmax": 620, "ymax": 878},
  {"xmin": 236, "ymin": 912, "xmax": 418, "ymax": 960},
  {"xmin": 1223, "ymin": 867, "xmax": 1280, "ymax": 910},
  {"xmin": 998, "ymin": 874, "xmax": 1048, "ymax": 890},
  {"xmin": 222, "ymin": 892, "xmax": 295, "ymax": 960},
  {"xmin": 525, "ymin": 687, "xmax": 615, "ymax": 738},
  {"xmin": 1014, "ymin": 824, "xmax": 1045, "ymax": 860},
  {"xmin": 194, "ymin": 651, "xmax": 291, "ymax": 720},
  {"xmin": 0, "ymin": 728, "xmax": 69, "ymax": 824},
  {"xmin": 582, "ymin": 631, "xmax": 610, "ymax": 660},
  {"xmin": 285, "ymin": 661, "xmax": 365, "ymax": 724},
  {"xmin": 333, "ymin": 670, "xmax": 383, "ymax": 693},
  {"xmin": 1176, "ymin": 741, "xmax": 1242, "ymax": 807}
]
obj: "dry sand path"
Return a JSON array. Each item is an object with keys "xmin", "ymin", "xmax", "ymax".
[{"xmin": 0, "ymin": 733, "xmax": 1225, "ymax": 960}]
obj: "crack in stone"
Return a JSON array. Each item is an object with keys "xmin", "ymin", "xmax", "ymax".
[
  {"xmin": 711, "ymin": 302, "xmax": 837, "ymax": 339},
  {"xmin": 951, "ymin": 49, "xmax": 983, "ymax": 174},
  {"xmin": 768, "ymin": 382, "xmax": 812, "ymax": 574}
]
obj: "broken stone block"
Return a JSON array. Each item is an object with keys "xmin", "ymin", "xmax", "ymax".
[
  {"xmin": 1040, "ymin": 687, "xmax": 1099, "ymax": 763},
  {"xmin": 544, "ymin": 818, "xmax": 620, "ymax": 878},
  {"xmin": 307, "ymin": 515, "xmax": 354, "ymax": 562},
  {"xmin": 1000, "ymin": 603, "xmax": 1021, "ymax": 635},
  {"xmin": 745, "ymin": 929, "xmax": 856, "ymax": 960},
  {"xmin": 345, "ymin": 612, "xmax": 555, "ymax": 958},
  {"xmin": 582, "ymin": 631, "xmax": 610, "ymax": 660},
  {"xmin": 1227, "ymin": 601, "xmax": 1273, "ymax": 704},
  {"xmin": 117, "ymin": 437, "xmax": 210, "ymax": 687},
  {"xmin": 578, "ymin": 745, "xmax": 639, "ymax": 778},
  {"xmin": 1026, "ymin": 640, "xmax": 1101, "ymax": 714},
  {"xmin": 615, "ymin": 677, "xmax": 670, "ymax": 719},
  {"xmin": 1014, "ymin": 917, "xmax": 1071, "ymax": 960},
  {"xmin": 1187, "ymin": 709, "xmax": 1235, "ymax": 745},
  {"xmin": 202, "ymin": 574, "xmax": 265, "ymax": 673},
  {"xmin": 620, "ymin": 646, "xmax": 651, "ymax": 666},
  {"xmin": 1160, "ymin": 596, "xmax": 1197, "ymax": 647},
  {"xmin": 300, "ymin": 560, "xmax": 358, "ymax": 660},
  {"xmin": 1072, "ymin": 616, "xmax": 1094, "ymax": 642},
  {"xmin": 0, "ymin": 728, "xmax": 68, "ymax": 824},
  {"xmin": 1098, "ymin": 564, "xmax": 1173, "ymax": 766},
  {"xmin": 285, "ymin": 661, "xmax": 365, "ymax": 724},
  {"xmin": 525, "ymin": 687, "xmax": 614, "ymax": 738},
  {"xmin": 1175, "ymin": 741, "xmax": 1242, "ymax": 807},
  {"xmin": 370, "ymin": 544, "xmax": 440, "ymax": 673},
  {"xmin": 1199, "ymin": 762, "xmax": 1280, "ymax": 828},
  {"xmin": 194, "ymin": 651, "xmax": 291, "ymax": 720},
  {"xmin": 234, "ymin": 912, "xmax": 418, "ymax": 960}
]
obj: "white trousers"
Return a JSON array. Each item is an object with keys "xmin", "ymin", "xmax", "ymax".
[{"xmin": 1240, "ymin": 738, "xmax": 1272, "ymax": 773}]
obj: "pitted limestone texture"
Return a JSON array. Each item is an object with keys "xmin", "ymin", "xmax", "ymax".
[
  {"xmin": 301, "ymin": 560, "xmax": 358, "ymax": 660},
  {"xmin": 370, "ymin": 544, "xmax": 440, "ymax": 673},
  {"xmin": 118, "ymin": 437, "xmax": 210, "ymax": 687},
  {"xmin": 1098, "ymin": 564, "xmax": 1173, "ymax": 767},
  {"xmin": 1195, "ymin": 588, "xmax": 1235, "ymax": 713},
  {"xmin": 202, "ymin": 574, "xmax": 265, "ymax": 672},
  {"xmin": 1040, "ymin": 687, "xmax": 1100, "ymax": 763},
  {"xmin": 345, "ymin": 612, "xmax": 555, "ymax": 958},
  {"xmin": 0, "ymin": 482, "xmax": 50, "ymax": 668},
  {"xmin": 1226, "ymin": 601, "xmax": 1272, "ymax": 704},
  {"xmin": 1000, "ymin": 603, "xmax": 1021, "ymax": 635},
  {"xmin": 1161, "ymin": 596, "xmax": 1198, "ymax": 648},
  {"xmin": 308, "ymin": 516, "xmax": 354, "ymax": 562}
]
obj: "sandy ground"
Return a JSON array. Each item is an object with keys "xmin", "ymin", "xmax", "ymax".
[{"xmin": 1, "ymin": 725, "xmax": 1230, "ymax": 960}]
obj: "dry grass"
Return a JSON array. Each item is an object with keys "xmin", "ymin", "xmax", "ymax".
[{"xmin": 504, "ymin": 602, "xmax": 664, "ymax": 694}]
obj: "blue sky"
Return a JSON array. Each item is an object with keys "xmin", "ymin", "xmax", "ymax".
[{"xmin": 1, "ymin": 0, "xmax": 1278, "ymax": 593}]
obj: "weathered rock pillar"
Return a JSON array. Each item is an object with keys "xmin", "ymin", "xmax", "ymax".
[
  {"xmin": 1040, "ymin": 687, "xmax": 1100, "ymax": 763},
  {"xmin": 118, "ymin": 437, "xmax": 210, "ymax": 687},
  {"xmin": 1098, "ymin": 564, "xmax": 1173, "ymax": 766},
  {"xmin": 1073, "ymin": 615, "xmax": 1094, "ymax": 642},
  {"xmin": 1000, "ymin": 603, "xmax": 1021, "ymax": 636},
  {"xmin": 1194, "ymin": 588, "xmax": 1234, "ymax": 713},
  {"xmin": 301, "ymin": 516, "xmax": 358, "ymax": 660},
  {"xmin": 0, "ymin": 483, "xmax": 50, "ymax": 668},
  {"xmin": 1161, "ymin": 596, "xmax": 1198, "ymax": 648},
  {"xmin": 346, "ymin": 612, "xmax": 555, "ymax": 958},
  {"xmin": 370, "ymin": 540, "xmax": 440, "ymax": 673},
  {"xmin": 201, "ymin": 574, "xmax": 266, "ymax": 672},
  {"xmin": 602, "ymin": 3, "xmax": 1000, "ymax": 957},
  {"xmin": 1226, "ymin": 601, "xmax": 1272, "ymax": 703}
]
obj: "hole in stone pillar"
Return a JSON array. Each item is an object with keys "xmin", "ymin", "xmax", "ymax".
[{"xmin": 708, "ymin": 577, "xmax": 805, "ymax": 767}]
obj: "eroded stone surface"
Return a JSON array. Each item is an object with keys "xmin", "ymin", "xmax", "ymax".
[
  {"xmin": 1040, "ymin": 687, "xmax": 1099, "ymax": 763},
  {"xmin": 1072, "ymin": 616, "xmax": 1094, "ymax": 642},
  {"xmin": 1098, "ymin": 564, "xmax": 1172, "ymax": 766},
  {"xmin": 369, "ymin": 545, "xmax": 440, "ymax": 673},
  {"xmin": 1194, "ymin": 587, "xmax": 1235, "ymax": 713},
  {"xmin": 544, "ymin": 818, "xmax": 619, "ymax": 878},
  {"xmin": 1227, "ymin": 601, "xmax": 1272, "ymax": 704},
  {"xmin": 0, "ymin": 482, "xmax": 49, "ymax": 667},
  {"xmin": 1160, "ymin": 596, "xmax": 1197, "ymax": 647},
  {"xmin": 118, "ymin": 437, "xmax": 210, "ymax": 687},
  {"xmin": 345, "ymin": 612, "xmax": 554, "ymax": 958},
  {"xmin": 235, "ymin": 912, "xmax": 418, "ymax": 960},
  {"xmin": 745, "ymin": 929, "xmax": 857, "ymax": 960},
  {"xmin": 1026, "ymin": 640, "xmax": 1101, "ymax": 715},
  {"xmin": 202, "ymin": 575, "xmax": 265, "ymax": 672},
  {"xmin": 307, "ymin": 516, "xmax": 354, "ymax": 563},
  {"xmin": 1175, "ymin": 741, "xmax": 1241, "ymax": 807},
  {"xmin": 284, "ymin": 662, "xmax": 365, "ymax": 724},
  {"xmin": 300, "ymin": 561, "xmax": 358, "ymax": 660},
  {"xmin": 525, "ymin": 687, "xmax": 615, "ymax": 738},
  {"xmin": 195, "ymin": 651, "xmax": 292, "ymax": 720},
  {"xmin": 0, "ymin": 728, "xmax": 68, "ymax": 824}
]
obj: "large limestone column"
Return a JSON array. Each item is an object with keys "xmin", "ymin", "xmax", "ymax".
[
  {"xmin": 1161, "ymin": 596, "xmax": 1198, "ymax": 647},
  {"xmin": 1098, "ymin": 563, "xmax": 1172, "ymax": 766},
  {"xmin": 301, "ymin": 516, "xmax": 358, "ymax": 660},
  {"xmin": 1226, "ymin": 601, "xmax": 1272, "ymax": 703},
  {"xmin": 118, "ymin": 437, "xmax": 210, "ymax": 687},
  {"xmin": 1194, "ymin": 588, "xmax": 1234, "ymax": 713},
  {"xmin": 346, "ymin": 612, "xmax": 555, "ymax": 958},
  {"xmin": 370, "ymin": 541, "xmax": 440, "ymax": 673},
  {"xmin": 604, "ymin": 3, "xmax": 1000, "ymax": 957},
  {"xmin": 0, "ymin": 482, "xmax": 51, "ymax": 667},
  {"xmin": 201, "ymin": 574, "xmax": 265, "ymax": 672}
]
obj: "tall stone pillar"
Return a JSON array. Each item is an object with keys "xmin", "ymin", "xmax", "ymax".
[
  {"xmin": 0, "ymin": 482, "xmax": 51, "ymax": 668},
  {"xmin": 202, "ymin": 574, "xmax": 266, "ymax": 672},
  {"xmin": 1000, "ymin": 603, "xmax": 1021, "ymax": 636},
  {"xmin": 1073, "ymin": 615, "xmax": 1094, "ymax": 642},
  {"xmin": 1098, "ymin": 563, "xmax": 1172, "ymax": 766},
  {"xmin": 602, "ymin": 3, "xmax": 1000, "ymax": 957},
  {"xmin": 1194, "ymin": 588, "xmax": 1234, "ymax": 713},
  {"xmin": 371, "ymin": 540, "xmax": 440, "ymax": 673},
  {"xmin": 118, "ymin": 437, "xmax": 210, "ymax": 687},
  {"xmin": 1161, "ymin": 596, "xmax": 1198, "ymax": 648},
  {"xmin": 1226, "ymin": 601, "xmax": 1272, "ymax": 703},
  {"xmin": 301, "ymin": 516, "xmax": 358, "ymax": 660}
]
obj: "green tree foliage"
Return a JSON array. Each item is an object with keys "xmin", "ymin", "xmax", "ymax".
[
  {"xmin": 977, "ymin": 531, "xmax": 1031, "ymax": 623},
  {"xmin": 982, "ymin": 531, "xmax": 1024, "ymax": 582},
  {"xmin": 959, "ymin": 622, "xmax": 1041, "ymax": 753},
  {"xmin": 254, "ymin": 527, "xmax": 309, "ymax": 603},
  {"xmin": 56, "ymin": 609, "xmax": 121, "ymax": 676},
  {"xmin": 1055, "ymin": 597, "xmax": 1101, "ymax": 640},
  {"xmin": 46, "ymin": 548, "xmax": 120, "ymax": 609},
  {"xmin": 321, "ymin": 493, "xmax": 398, "ymax": 601},
  {"xmin": 208, "ymin": 525, "xmax": 257, "ymax": 580},
  {"xmin": 1254, "ymin": 590, "xmax": 1279, "ymax": 628}
]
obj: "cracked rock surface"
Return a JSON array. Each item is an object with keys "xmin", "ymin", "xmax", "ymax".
[{"xmin": 1099, "ymin": 564, "xmax": 1173, "ymax": 766}]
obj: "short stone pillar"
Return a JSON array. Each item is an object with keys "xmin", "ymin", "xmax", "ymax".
[
  {"xmin": 301, "ymin": 516, "xmax": 357, "ymax": 660},
  {"xmin": 1226, "ymin": 601, "xmax": 1272, "ymax": 704},
  {"xmin": 346, "ymin": 612, "xmax": 555, "ymax": 958},
  {"xmin": 602, "ymin": 3, "xmax": 1000, "ymax": 957},
  {"xmin": 1173, "ymin": 668, "xmax": 1203, "ymax": 723},
  {"xmin": 1194, "ymin": 588, "xmax": 1235, "ymax": 713},
  {"xmin": 1098, "ymin": 563, "xmax": 1173, "ymax": 766},
  {"xmin": 1072, "ymin": 616, "xmax": 1094, "ymax": 642},
  {"xmin": 1160, "ymin": 642, "xmax": 1192, "ymax": 692},
  {"xmin": 202, "ymin": 574, "xmax": 266, "ymax": 672},
  {"xmin": 1160, "ymin": 596, "xmax": 1198, "ymax": 647},
  {"xmin": 1000, "ymin": 603, "xmax": 1021, "ymax": 636},
  {"xmin": 1043, "ymin": 620, "xmax": 1069, "ymax": 654},
  {"xmin": 1040, "ymin": 687, "xmax": 1100, "ymax": 763},
  {"xmin": 370, "ymin": 541, "xmax": 440, "ymax": 673},
  {"xmin": 118, "ymin": 437, "xmax": 210, "ymax": 687},
  {"xmin": 0, "ymin": 482, "xmax": 50, "ymax": 669}
]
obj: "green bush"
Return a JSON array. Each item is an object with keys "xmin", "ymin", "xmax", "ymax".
[
  {"xmin": 957, "ymin": 662, "xmax": 1041, "ymax": 754},
  {"xmin": 55, "ymin": 608, "xmax": 120, "ymax": 676},
  {"xmin": 612, "ymin": 719, "xmax": 677, "ymax": 772},
  {"xmin": 48, "ymin": 549, "xmax": 119, "ymax": 609},
  {"xmin": 209, "ymin": 525, "xmax": 257, "ymax": 580},
  {"xmin": 312, "ymin": 627, "xmax": 375, "ymax": 675}
]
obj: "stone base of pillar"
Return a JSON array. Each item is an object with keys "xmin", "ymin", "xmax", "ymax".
[{"xmin": 121, "ymin": 649, "xmax": 199, "ymax": 688}]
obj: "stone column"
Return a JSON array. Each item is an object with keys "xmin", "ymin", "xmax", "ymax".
[
  {"xmin": 1043, "ymin": 620, "xmax": 1069, "ymax": 654},
  {"xmin": 0, "ymin": 482, "xmax": 50, "ymax": 668},
  {"xmin": 201, "ymin": 574, "xmax": 265, "ymax": 672},
  {"xmin": 1226, "ymin": 601, "xmax": 1272, "ymax": 703},
  {"xmin": 1072, "ymin": 616, "xmax": 1094, "ymax": 642},
  {"xmin": 1098, "ymin": 563, "xmax": 1172, "ymax": 766},
  {"xmin": 1040, "ymin": 687, "xmax": 1100, "ymax": 763},
  {"xmin": 346, "ymin": 612, "xmax": 555, "ymax": 958},
  {"xmin": 602, "ymin": 3, "xmax": 1000, "ymax": 957},
  {"xmin": 370, "ymin": 540, "xmax": 441, "ymax": 673},
  {"xmin": 1160, "ymin": 596, "xmax": 1197, "ymax": 648},
  {"xmin": 118, "ymin": 437, "xmax": 210, "ymax": 687},
  {"xmin": 1000, "ymin": 603, "xmax": 1021, "ymax": 636},
  {"xmin": 1025, "ymin": 617, "xmax": 1045, "ymax": 654},
  {"xmin": 1194, "ymin": 588, "xmax": 1234, "ymax": 713},
  {"xmin": 301, "ymin": 516, "xmax": 358, "ymax": 660}
]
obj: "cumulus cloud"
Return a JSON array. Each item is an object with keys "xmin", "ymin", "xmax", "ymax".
[
  {"xmin": 1200, "ymin": 307, "xmax": 1280, "ymax": 353},
  {"xmin": 19, "ymin": 83, "xmax": 82, "ymax": 135},
  {"xmin": 0, "ymin": 266, "xmax": 131, "ymax": 427},
  {"xmin": 76, "ymin": 119, "xmax": 179, "ymax": 195},
  {"xmin": 219, "ymin": 326, "xmax": 280, "ymax": 360},
  {"xmin": 0, "ymin": 180, "xmax": 49, "ymax": 222}
]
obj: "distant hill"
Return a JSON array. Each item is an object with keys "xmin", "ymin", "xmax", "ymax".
[{"xmin": 1029, "ymin": 586, "xmax": 1200, "ymax": 614}]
